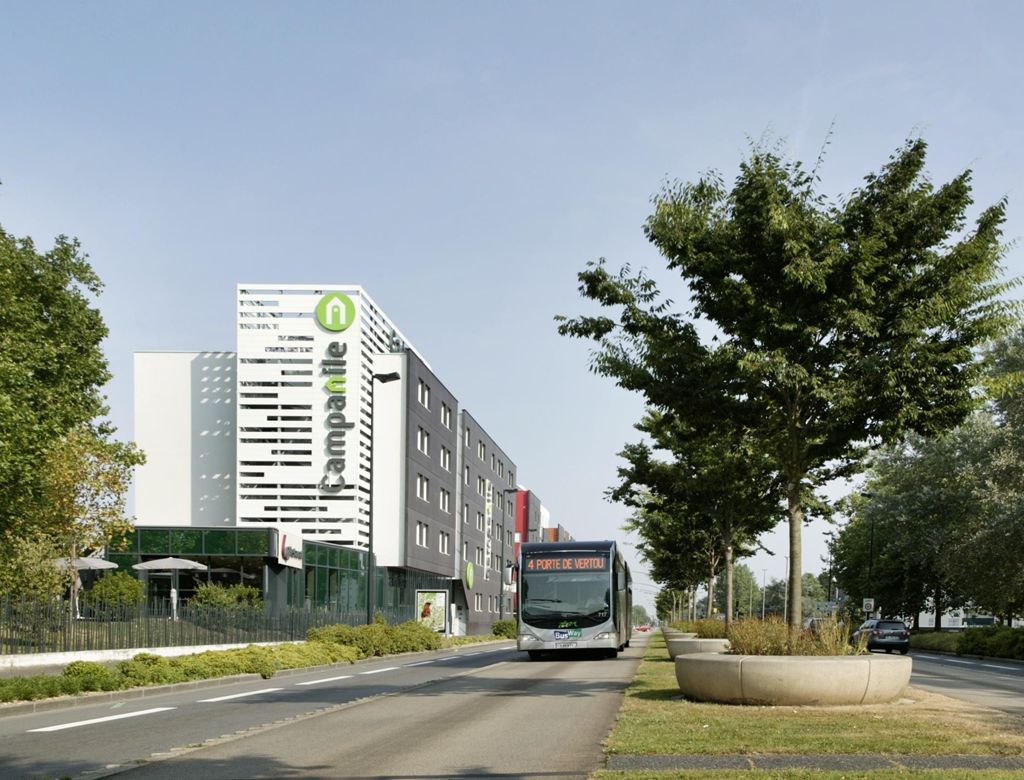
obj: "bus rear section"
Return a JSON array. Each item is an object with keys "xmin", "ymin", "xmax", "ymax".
[{"xmin": 509, "ymin": 540, "xmax": 632, "ymax": 659}]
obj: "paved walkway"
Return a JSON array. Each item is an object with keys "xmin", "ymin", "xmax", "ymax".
[{"xmin": 608, "ymin": 753, "xmax": 1024, "ymax": 771}]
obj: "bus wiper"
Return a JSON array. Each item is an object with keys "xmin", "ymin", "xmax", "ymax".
[{"xmin": 529, "ymin": 598, "xmax": 562, "ymax": 603}]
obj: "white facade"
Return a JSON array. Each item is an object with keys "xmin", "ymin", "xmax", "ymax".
[
  {"xmin": 133, "ymin": 351, "xmax": 236, "ymax": 527},
  {"xmin": 235, "ymin": 285, "xmax": 420, "ymax": 548}
]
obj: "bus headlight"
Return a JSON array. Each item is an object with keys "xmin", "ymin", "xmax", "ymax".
[
  {"xmin": 519, "ymin": 629, "xmax": 541, "ymax": 643},
  {"xmin": 593, "ymin": 632, "xmax": 617, "ymax": 641}
]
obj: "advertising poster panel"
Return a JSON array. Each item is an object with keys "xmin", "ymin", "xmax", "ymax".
[{"xmin": 417, "ymin": 590, "xmax": 448, "ymax": 633}]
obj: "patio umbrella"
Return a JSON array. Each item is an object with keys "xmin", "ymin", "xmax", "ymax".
[
  {"xmin": 55, "ymin": 558, "xmax": 119, "ymax": 618},
  {"xmin": 55, "ymin": 557, "xmax": 119, "ymax": 571},
  {"xmin": 132, "ymin": 557, "xmax": 208, "ymax": 619}
]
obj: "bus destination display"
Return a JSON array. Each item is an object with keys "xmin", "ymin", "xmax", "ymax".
[{"xmin": 524, "ymin": 553, "xmax": 609, "ymax": 572}]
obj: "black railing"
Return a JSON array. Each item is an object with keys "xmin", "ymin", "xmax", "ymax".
[{"xmin": 0, "ymin": 597, "xmax": 403, "ymax": 655}]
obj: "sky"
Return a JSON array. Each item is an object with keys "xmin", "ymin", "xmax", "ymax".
[{"xmin": 2, "ymin": 2, "xmax": 1022, "ymax": 616}]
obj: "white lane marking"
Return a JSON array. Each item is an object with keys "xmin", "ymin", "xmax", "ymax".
[
  {"xmin": 295, "ymin": 674, "xmax": 353, "ymax": 686},
  {"xmin": 406, "ymin": 660, "xmax": 436, "ymax": 667},
  {"xmin": 462, "ymin": 652, "xmax": 481, "ymax": 657},
  {"xmin": 983, "ymin": 664, "xmax": 1021, "ymax": 671},
  {"xmin": 198, "ymin": 688, "xmax": 283, "ymax": 702},
  {"xmin": 438, "ymin": 656, "xmax": 458, "ymax": 661},
  {"xmin": 28, "ymin": 707, "xmax": 176, "ymax": 733},
  {"xmin": 359, "ymin": 666, "xmax": 398, "ymax": 675}
]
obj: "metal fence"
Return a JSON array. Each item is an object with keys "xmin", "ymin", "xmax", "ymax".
[{"xmin": 0, "ymin": 597, "xmax": 404, "ymax": 655}]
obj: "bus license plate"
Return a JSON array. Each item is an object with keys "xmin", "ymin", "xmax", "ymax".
[{"xmin": 555, "ymin": 641, "xmax": 577, "ymax": 649}]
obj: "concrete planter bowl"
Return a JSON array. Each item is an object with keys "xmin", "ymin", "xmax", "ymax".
[
  {"xmin": 675, "ymin": 652, "xmax": 912, "ymax": 705},
  {"xmin": 667, "ymin": 637, "xmax": 728, "ymax": 660}
]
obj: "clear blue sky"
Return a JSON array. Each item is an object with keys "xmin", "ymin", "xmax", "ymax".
[{"xmin": 3, "ymin": 3, "xmax": 1022, "ymax": 614}]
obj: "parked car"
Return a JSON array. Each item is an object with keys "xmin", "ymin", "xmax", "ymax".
[
  {"xmin": 852, "ymin": 618, "xmax": 910, "ymax": 654},
  {"xmin": 634, "ymin": 624, "xmax": 650, "ymax": 632}
]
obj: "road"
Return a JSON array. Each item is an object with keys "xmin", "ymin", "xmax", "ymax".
[
  {"xmin": 0, "ymin": 635, "xmax": 648, "ymax": 779},
  {"xmin": 910, "ymin": 650, "xmax": 1024, "ymax": 716}
]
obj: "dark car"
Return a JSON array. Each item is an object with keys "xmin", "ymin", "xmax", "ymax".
[{"xmin": 852, "ymin": 618, "xmax": 910, "ymax": 654}]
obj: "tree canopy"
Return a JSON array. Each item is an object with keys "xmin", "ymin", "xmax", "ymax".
[{"xmin": 558, "ymin": 138, "xmax": 1017, "ymax": 630}]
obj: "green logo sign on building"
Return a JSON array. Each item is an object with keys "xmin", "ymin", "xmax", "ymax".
[
  {"xmin": 464, "ymin": 562, "xmax": 475, "ymax": 591},
  {"xmin": 315, "ymin": 292, "xmax": 356, "ymax": 332}
]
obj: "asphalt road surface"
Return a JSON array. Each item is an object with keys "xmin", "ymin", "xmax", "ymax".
[
  {"xmin": 0, "ymin": 635, "xmax": 649, "ymax": 779},
  {"xmin": 910, "ymin": 650, "xmax": 1024, "ymax": 716}
]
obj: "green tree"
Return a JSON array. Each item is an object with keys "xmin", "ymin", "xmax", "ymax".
[
  {"xmin": 558, "ymin": 138, "xmax": 1016, "ymax": 630},
  {"xmin": 0, "ymin": 532, "xmax": 63, "ymax": 600},
  {"xmin": 38, "ymin": 425, "xmax": 144, "ymax": 612},
  {"xmin": 0, "ymin": 226, "xmax": 112, "ymax": 537},
  {"xmin": 714, "ymin": 563, "xmax": 760, "ymax": 618},
  {"xmin": 632, "ymin": 604, "xmax": 651, "ymax": 626},
  {"xmin": 613, "ymin": 408, "xmax": 782, "ymax": 628}
]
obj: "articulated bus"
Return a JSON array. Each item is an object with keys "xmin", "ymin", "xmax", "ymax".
[{"xmin": 505, "ymin": 540, "xmax": 632, "ymax": 659}]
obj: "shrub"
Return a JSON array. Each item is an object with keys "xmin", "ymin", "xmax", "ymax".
[
  {"xmin": 83, "ymin": 571, "xmax": 145, "ymax": 609},
  {"xmin": 958, "ymin": 626, "xmax": 1024, "ymax": 660},
  {"xmin": 491, "ymin": 619, "xmax": 516, "ymax": 639},
  {"xmin": 910, "ymin": 630, "xmax": 959, "ymax": 653},
  {"xmin": 726, "ymin": 616, "xmax": 857, "ymax": 656},
  {"xmin": 308, "ymin": 618, "xmax": 443, "ymax": 658},
  {"xmin": 190, "ymin": 581, "xmax": 263, "ymax": 608},
  {"xmin": 61, "ymin": 660, "xmax": 121, "ymax": 692},
  {"xmin": 694, "ymin": 618, "xmax": 727, "ymax": 638}
]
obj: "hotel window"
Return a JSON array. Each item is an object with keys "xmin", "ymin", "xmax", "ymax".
[
  {"xmin": 416, "ymin": 521, "xmax": 428, "ymax": 548},
  {"xmin": 506, "ymin": 498, "xmax": 514, "ymax": 515},
  {"xmin": 475, "ymin": 546, "xmax": 484, "ymax": 565},
  {"xmin": 463, "ymin": 503, "xmax": 469, "ymax": 524},
  {"xmin": 439, "ymin": 488, "xmax": 451, "ymax": 513},
  {"xmin": 463, "ymin": 541, "xmax": 468, "ymax": 561},
  {"xmin": 476, "ymin": 476, "xmax": 485, "ymax": 496},
  {"xmin": 417, "ymin": 427, "xmax": 430, "ymax": 456},
  {"xmin": 477, "ymin": 441, "xmax": 485, "ymax": 461},
  {"xmin": 416, "ymin": 474, "xmax": 430, "ymax": 502},
  {"xmin": 488, "ymin": 594, "xmax": 494, "ymax": 613},
  {"xmin": 476, "ymin": 511, "xmax": 485, "ymax": 532},
  {"xmin": 508, "ymin": 472, "xmax": 514, "ymax": 487},
  {"xmin": 498, "ymin": 461, "xmax": 504, "ymax": 478},
  {"xmin": 439, "ymin": 531, "xmax": 450, "ymax": 555},
  {"xmin": 507, "ymin": 529, "xmax": 513, "ymax": 547},
  {"xmin": 441, "ymin": 402, "xmax": 452, "ymax": 429},
  {"xmin": 464, "ymin": 426, "xmax": 470, "ymax": 447},
  {"xmin": 491, "ymin": 454, "xmax": 496, "ymax": 471},
  {"xmin": 463, "ymin": 465, "xmax": 469, "ymax": 485},
  {"xmin": 474, "ymin": 593, "xmax": 483, "ymax": 611},
  {"xmin": 440, "ymin": 446, "xmax": 451, "ymax": 471},
  {"xmin": 417, "ymin": 379, "xmax": 431, "ymax": 410}
]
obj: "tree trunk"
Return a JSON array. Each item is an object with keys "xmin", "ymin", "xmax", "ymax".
[
  {"xmin": 934, "ymin": 589, "xmax": 943, "ymax": 631},
  {"xmin": 724, "ymin": 544, "xmax": 734, "ymax": 629},
  {"xmin": 706, "ymin": 571, "xmax": 715, "ymax": 619},
  {"xmin": 787, "ymin": 479, "xmax": 803, "ymax": 633}
]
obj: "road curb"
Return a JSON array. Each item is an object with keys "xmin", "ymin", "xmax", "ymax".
[{"xmin": 0, "ymin": 640, "xmax": 512, "ymax": 719}]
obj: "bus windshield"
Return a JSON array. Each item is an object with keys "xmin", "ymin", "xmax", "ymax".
[{"xmin": 520, "ymin": 552, "xmax": 612, "ymax": 628}]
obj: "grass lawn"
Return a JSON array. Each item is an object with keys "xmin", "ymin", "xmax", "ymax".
[{"xmin": 594, "ymin": 631, "xmax": 1024, "ymax": 779}]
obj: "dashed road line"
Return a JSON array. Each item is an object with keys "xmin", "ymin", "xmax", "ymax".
[
  {"xmin": 295, "ymin": 674, "xmax": 354, "ymax": 685},
  {"xmin": 198, "ymin": 688, "xmax": 283, "ymax": 702},
  {"xmin": 359, "ymin": 666, "xmax": 399, "ymax": 675},
  {"xmin": 28, "ymin": 707, "xmax": 176, "ymax": 733}
]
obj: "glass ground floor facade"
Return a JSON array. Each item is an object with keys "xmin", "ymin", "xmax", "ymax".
[{"xmin": 109, "ymin": 528, "xmax": 455, "ymax": 627}]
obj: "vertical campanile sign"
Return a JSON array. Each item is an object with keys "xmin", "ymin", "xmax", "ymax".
[{"xmin": 314, "ymin": 291, "xmax": 361, "ymax": 497}]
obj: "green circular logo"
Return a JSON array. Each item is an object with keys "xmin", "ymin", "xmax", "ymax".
[
  {"xmin": 315, "ymin": 292, "xmax": 356, "ymax": 332},
  {"xmin": 465, "ymin": 562, "xmax": 475, "ymax": 591}
]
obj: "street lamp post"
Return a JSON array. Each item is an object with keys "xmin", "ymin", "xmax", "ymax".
[
  {"xmin": 499, "ymin": 487, "xmax": 518, "ymax": 620},
  {"xmin": 761, "ymin": 569, "xmax": 767, "ymax": 620},
  {"xmin": 367, "ymin": 370, "xmax": 401, "ymax": 625}
]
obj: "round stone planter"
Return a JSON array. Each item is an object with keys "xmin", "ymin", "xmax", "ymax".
[
  {"xmin": 667, "ymin": 637, "xmax": 729, "ymax": 660},
  {"xmin": 675, "ymin": 653, "xmax": 912, "ymax": 705}
]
